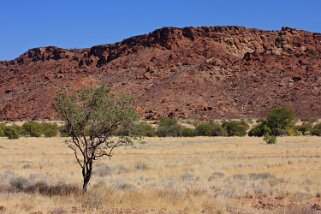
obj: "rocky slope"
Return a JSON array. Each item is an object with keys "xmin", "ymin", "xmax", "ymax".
[{"xmin": 1, "ymin": 26, "xmax": 321, "ymax": 120}]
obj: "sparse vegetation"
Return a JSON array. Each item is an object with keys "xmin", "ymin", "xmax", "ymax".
[
  {"xmin": 296, "ymin": 122, "xmax": 313, "ymax": 135},
  {"xmin": 4, "ymin": 125, "xmax": 20, "ymax": 139},
  {"xmin": 21, "ymin": 121, "xmax": 43, "ymax": 137},
  {"xmin": 263, "ymin": 134, "xmax": 277, "ymax": 144},
  {"xmin": 311, "ymin": 123, "xmax": 321, "ymax": 136},
  {"xmin": 0, "ymin": 136, "xmax": 319, "ymax": 213},
  {"xmin": 221, "ymin": 120, "xmax": 249, "ymax": 136},
  {"xmin": 195, "ymin": 121, "xmax": 226, "ymax": 136},
  {"xmin": 156, "ymin": 118, "xmax": 183, "ymax": 137}
]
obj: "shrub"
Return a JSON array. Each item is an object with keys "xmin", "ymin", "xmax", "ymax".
[
  {"xmin": 129, "ymin": 122, "xmax": 155, "ymax": 137},
  {"xmin": 10, "ymin": 176, "xmax": 30, "ymax": 190},
  {"xmin": 266, "ymin": 107, "xmax": 296, "ymax": 136},
  {"xmin": 180, "ymin": 172, "xmax": 198, "ymax": 181},
  {"xmin": 94, "ymin": 164, "xmax": 112, "ymax": 177},
  {"xmin": 311, "ymin": 123, "xmax": 321, "ymax": 136},
  {"xmin": 295, "ymin": 122, "xmax": 313, "ymax": 135},
  {"xmin": 263, "ymin": 134, "xmax": 277, "ymax": 144},
  {"xmin": 0, "ymin": 124, "xmax": 5, "ymax": 137},
  {"xmin": 59, "ymin": 125, "xmax": 70, "ymax": 137},
  {"xmin": 42, "ymin": 122, "xmax": 58, "ymax": 137},
  {"xmin": 156, "ymin": 118, "xmax": 182, "ymax": 137},
  {"xmin": 181, "ymin": 127, "xmax": 196, "ymax": 137},
  {"xmin": 195, "ymin": 121, "xmax": 226, "ymax": 136},
  {"xmin": 248, "ymin": 122, "xmax": 271, "ymax": 137},
  {"xmin": 134, "ymin": 162, "xmax": 148, "ymax": 170},
  {"xmin": 221, "ymin": 120, "xmax": 249, "ymax": 136},
  {"xmin": 22, "ymin": 121, "xmax": 43, "ymax": 137},
  {"xmin": 4, "ymin": 126, "xmax": 20, "ymax": 139},
  {"xmin": 208, "ymin": 172, "xmax": 225, "ymax": 181}
]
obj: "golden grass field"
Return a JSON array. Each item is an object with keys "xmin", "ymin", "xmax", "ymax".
[{"xmin": 0, "ymin": 136, "xmax": 320, "ymax": 213}]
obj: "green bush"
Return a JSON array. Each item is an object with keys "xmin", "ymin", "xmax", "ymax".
[
  {"xmin": 0, "ymin": 124, "xmax": 5, "ymax": 137},
  {"xmin": 4, "ymin": 126, "xmax": 20, "ymax": 139},
  {"xmin": 181, "ymin": 127, "xmax": 196, "ymax": 137},
  {"xmin": 295, "ymin": 122, "xmax": 313, "ymax": 135},
  {"xmin": 195, "ymin": 121, "xmax": 226, "ymax": 136},
  {"xmin": 248, "ymin": 122, "xmax": 272, "ymax": 137},
  {"xmin": 59, "ymin": 125, "xmax": 70, "ymax": 137},
  {"xmin": 130, "ymin": 122, "xmax": 155, "ymax": 137},
  {"xmin": 263, "ymin": 135, "xmax": 277, "ymax": 144},
  {"xmin": 266, "ymin": 107, "xmax": 296, "ymax": 136},
  {"xmin": 156, "ymin": 118, "xmax": 182, "ymax": 137},
  {"xmin": 22, "ymin": 121, "xmax": 43, "ymax": 137},
  {"xmin": 42, "ymin": 122, "xmax": 59, "ymax": 137},
  {"xmin": 221, "ymin": 120, "xmax": 249, "ymax": 136},
  {"xmin": 311, "ymin": 123, "xmax": 321, "ymax": 136}
]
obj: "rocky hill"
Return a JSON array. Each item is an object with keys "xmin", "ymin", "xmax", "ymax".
[{"xmin": 1, "ymin": 26, "xmax": 321, "ymax": 120}]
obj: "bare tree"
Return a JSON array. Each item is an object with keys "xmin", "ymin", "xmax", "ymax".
[{"xmin": 53, "ymin": 85, "xmax": 138, "ymax": 192}]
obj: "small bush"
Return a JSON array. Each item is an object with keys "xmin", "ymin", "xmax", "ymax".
[
  {"xmin": 248, "ymin": 122, "xmax": 270, "ymax": 137},
  {"xmin": 59, "ymin": 125, "xmax": 70, "ymax": 137},
  {"xmin": 10, "ymin": 176, "xmax": 30, "ymax": 190},
  {"xmin": 311, "ymin": 123, "xmax": 321, "ymax": 136},
  {"xmin": 114, "ymin": 179, "xmax": 135, "ymax": 190},
  {"xmin": 180, "ymin": 172, "xmax": 198, "ymax": 181},
  {"xmin": 266, "ymin": 107, "xmax": 296, "ymax": 136},
  {"xmin": 263, "ymin": 135, "xmax": 277, "ymax": 144},
  {"xmin": 0, "ymin": 124, "xmax": 5, "ymax": 137},
  {"xmin": 221, "ymin": 120, "xmax": 249, "ymax": 136},
  {"xmin": 248, "ymin": 172, "xmax": 275, "ymax": 180},
  {"xmin": 295, "ymin": 122, "xmax": 313, "ymax": 135},
  {"xmin": 4, "ymin": 126, "xmax": 20, "ymax": 139},
  {"xmin": 130, "ymin": 122, "xmax": 155, "ymax": 137},
  {"xmin": 134, "ymin": 162, "xmax": 148, "ymax": 170},
  {"xmin": 195, "ymin": 121, "xmax": 226, "ymax": 136},
  {"xmin": 24, "ymin": 182, "xmax": 79, "ymax": 196},
  {"xmin": 208, "ymin": 172, "xmax": 225, "ymax": 181},
  {"xmin": 42, "ymin": 122, "xmax": 58, "ymax": 137},
  {"xmin": 181, "ymin": 127, "xmax": 196, "ymax": 137},
  {"xmin": 156, "ymin": 118, "xmax": 182, "ymax": 137},
  {"xmin": 94, "ymin": 164, "xmax": 112, "ymax": 177},
  {"xmin": 22, "ymin": 121, "xmax": 43, "ymax": 137}
]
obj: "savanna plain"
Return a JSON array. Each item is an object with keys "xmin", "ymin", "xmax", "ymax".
[{"xmin": 0, "ymin": 136, "xmax": 320, "ymax": 214}]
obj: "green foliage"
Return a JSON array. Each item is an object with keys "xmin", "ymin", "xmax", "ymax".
[
  {"xmin": 263, "ymin": 134, "xmax": 277, "ymax": 144},
  {"xmin": 54, "ymin": 84, "xmax": 139, "ymax": 192},
  {"xmin": 0, "ymin": 124, "xmax": 5, "ymax": 137},
  {"xmin": 130, "ymin": 122, "xmax": 155, "ymax": 137},
  {"xmin": 195, "ymin": 121, "xmax": 226, "ymax": 136},
  {"xmin": 54, "ymin": 84, "xmax": 139, "ymax": 138},
  {"xmin": 295, "ymin": 122, "xmax": 313, "ymax": 135},
  {"xmin": 248, "ymin": 121, "xmax": 272, "ymax": 137},
  {"xmin": 311, "ymin": 123, "xmax": 321, "ymax": 136},
  {"xmin": 115, "ymin": 122, "xmax": 156, "ymax": 137},
  {"xmin": 266, "ymin": 107, "xmax": 296, "ymax": 136},
  {"xmin": 59, "ymin": 125, "xmax": 70, "ymax": 137},
  {"xmin": 42, "ymin": 122, "xmax": 58, "ymax": 137},
  {"xmin": 181, "ymin": 127, "xmax": 196, "ymax": 137},
  {"xmin": 4, "ymin": 126, "xmax": 20, "ymax": 139},
  {"xmin": 22, "ymin": 121, "xmax": 43, "ymax": 137},
  {"xmin": 156, "ymin": 118, "xmax": 182, "ymax": 137},
  {"xmin": 221, "ymin": 120, "xmax": 249, "ymax": 136}
]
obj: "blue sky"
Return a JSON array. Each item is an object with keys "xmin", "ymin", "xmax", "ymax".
[{"xmin": 1, "ymin": 0, "xmax": 320, "ymax": 60}]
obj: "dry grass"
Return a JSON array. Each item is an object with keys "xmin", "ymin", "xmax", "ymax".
[{"xmin": 0, "ymin": 136, "xmax": 320, "ymax": 213}]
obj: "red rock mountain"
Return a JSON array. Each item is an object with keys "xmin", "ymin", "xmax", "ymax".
[{"xmin": 1, "ymin": 26, "xmax": 321, "ymax": 120}]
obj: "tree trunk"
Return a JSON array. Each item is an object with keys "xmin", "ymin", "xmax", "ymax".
[
  {"xmin": 82, "ymin": 161, "xmax": 92, "ymax": 193},
  {"xmin": 83, "ymin": 178, "xmax": 89, "ymax": 193}
]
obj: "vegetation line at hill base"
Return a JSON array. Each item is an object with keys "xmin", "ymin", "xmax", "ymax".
[{"xmin": 1, "ymin": 107, "xmax": 321, "ymax": 140}]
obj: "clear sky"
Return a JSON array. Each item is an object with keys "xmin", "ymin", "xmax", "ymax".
[{"xmin": 1, "ymin": 0, "xmax": 320, "ymax": 60}]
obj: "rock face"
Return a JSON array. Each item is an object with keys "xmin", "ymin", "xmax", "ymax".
[{"xmin": 0, "ymin": 26, "xmax": 321, "ymax": 120}]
